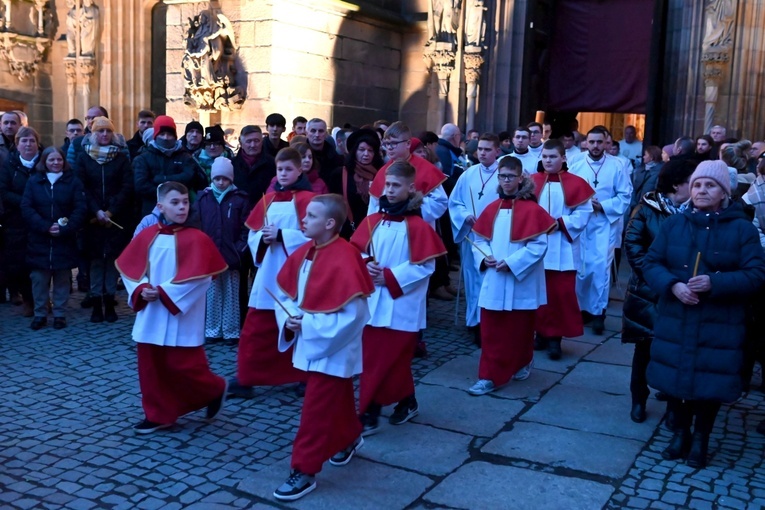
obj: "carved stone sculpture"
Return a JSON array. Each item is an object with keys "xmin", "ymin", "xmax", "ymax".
[
  {"xmin": 66, "ymin": 0, "xmax": 99, "ymax": 57},
  {"xmin": 427, "ymin": 0, "xmax": 462, "ymax": 49},
  {"xmin": 464, "ymin": 0, "xmax": 486, "ymax": 50},
  {"xmin": 181, "ymin": 9, "xmax": 245, "ymax": 111},
  {"xmin": 701, "ymin": 0, "xmax": 736, "ymax": 134}
]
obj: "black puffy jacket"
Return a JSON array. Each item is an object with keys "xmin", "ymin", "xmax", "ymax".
[
  {"xmin": 0, "ymin": 152, "xmax": 37, "ymax": 269},
  {"xmin": 132, "ymin": 143, "xmax": 200, "ymax": 216}
]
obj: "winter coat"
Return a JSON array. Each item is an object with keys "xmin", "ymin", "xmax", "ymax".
[
  {"xmin": 629, "ymin": 162, "xmax": 662, "ymax": 213},
  {"xmin": 622, "ymin": 192, "xmax": 679, "ymax": 343},
  {"xmin": 132, "ymin": 143, "xmax": 200, "ymax": 216},
  {"xmin": 196, "ymin": 187, "xmax": 251, "ymax": 269},
  {"xmin": 76, "ymin": 149, "xmax": 134, "ymax": 259},
  {"xmin": 21, "ymin": 170, "xmax": 87, "ymax": 271},
  {"xmin": 67, "ymin": 133, "xmax": 130, "ymax": 171},
  {"xmin": 127, "ymin": 131, "xmax": 145, "ymax": 161},
  {"xmin": 643, "ymin": 201, "xmax": 765, "ymax": 402},
  {"xmin": 313, "ymin": 142, "xmax": 344, "ymax": 183},
  {"xmin": 232, "ymin": 151, "xmax": 275, "ymax": 209},
  {"xmin": 0, "ymin": 151, "xmax": 38, "ymax": 270}
]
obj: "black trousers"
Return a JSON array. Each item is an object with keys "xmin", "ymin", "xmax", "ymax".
[
  {"xmin": 666, "ymin": 397, "xmax": 721, "ymax": 435},
  {"xmin": 630, "ymin": 340, "xmax": 651, "ymax": 405}
]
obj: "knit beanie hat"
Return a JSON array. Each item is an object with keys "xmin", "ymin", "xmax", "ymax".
[
  {"xmin": 689, "ymin": 160, "xmax": 732, "ymax": 197},
  {"xmin": 210, "ymin": 157, "xmax": 234, "ymax": 181},
  {"xmin": 92, "ymin": 116, "xmax": 114, "ymax": 132},
  {"xmin": 409, "ymin": 137, "xmax": 423, "ymax": 153},
  {"xmin": 185, "ymin": 120, "xmax": 203, "ymax": 135},
  {"xmin": 142, "ymin": 128, "xmax": 154, "ymax": 146},
  {"xmin": 205, "ymin": 125, "xmax": 226, "ymax": 145},
  {"xmin": 153, "ymin": 115, "xmax": 177, "ymax": 139}
]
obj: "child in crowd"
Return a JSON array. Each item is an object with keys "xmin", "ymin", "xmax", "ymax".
[
  {"xmin": 468, "ymin": 157, "xmax": 555, "ymax": 395},
  {"xmin": 21, "ymin": 146, "xmax": 87, "ymax": 330},
  {"xmin": 229, "ymin": 147, "xmax": 314, "ymax": 397},
  {"xmin": 266, "ymin": 142, "xmax": 329, "ymax": 195},
  {"xmin": 272, "ymin": 194, "xmax": 374, "ymax": 501},
  {"xmin": 197, "ymin": 157, "xmax": 251, "ymax": 343},
  {"xmin": 116, "ymin": 182, "xmax": 228, "ymax": 434},
  {"xmin": 350, "ymin": 161, "xmax": 445, "ymax": 432}
]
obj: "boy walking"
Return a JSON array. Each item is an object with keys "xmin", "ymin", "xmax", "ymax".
[
  {"xmin": 272, "ymin": 194, "xmax": 374, "ymax": 501},
  {"xmin": 116, "ymin": 182, "xmax": 228, "ymax": 433}
]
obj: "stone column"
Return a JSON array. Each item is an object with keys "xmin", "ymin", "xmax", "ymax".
[
  {"xmin": 65, "ymin": 58, "xmax": 78, "ymax": 120},
  {"xmin": 426, "ymin": 45, "xmax": 456, "ymax": 128},
  {"xmin": 463, "ymin": 50, "xmax": 484, "ymax": 131},
  {"xmin": 79, "ymin": 57, "xmax": 96, "ymax": 114}
]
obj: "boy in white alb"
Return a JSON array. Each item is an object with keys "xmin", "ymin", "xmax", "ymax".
[
  {"xmin": 351, "ymin": 161, "xmax": 446, "ymax": 433},
  {"xmin": 271, "ymin": 194, "xmax": 374, "ymax": 502},
  {"xmin": 116, "ymin": 182, "xmax": 228, "ymax": 434},
  {"xmin": 467, "ymin": 158, "xmax": 555, "ymax": 395},
  {"xmin": 229, "ymin": 148, "xmax": 314, "ymax": 396}
]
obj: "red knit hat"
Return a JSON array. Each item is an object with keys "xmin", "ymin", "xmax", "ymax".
[
  {"xmin": 409, "ymin": 137, "xmax": 423, "ymax": 152},
  {"xmin": 153, "ymin": 115, "xmax": 177, "ymax": 139}
]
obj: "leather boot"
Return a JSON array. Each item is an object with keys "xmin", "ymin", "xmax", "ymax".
[
  {"xmin": 630, "ymin": 401, "xmax": 647, "ymax": 423},
  {"xmin": 90, "ymin": 296, "xmax": 104, "ymax": 323},
  {"xmin": 686, "ymin": 431, "xmax": 709, "ymax": 468},
  {"xmin": 591, "ymin": 314, "xmax": 605, "ymax": 335},
  {"xmin": 533, "ymin": 334, "xmax": 548, "ymax": 351},
  {"xmin": 661, "ymin": 428, "xmax": 691, "ymax": 460},
  {"xmin": 104, "ymin": 294, "xmax": 118, "ymax": 323},
  {"xmin": 547, "ymin": 337, "xmax": 562, "ymax": 360}
]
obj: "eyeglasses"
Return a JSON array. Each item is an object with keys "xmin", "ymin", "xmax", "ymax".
[
  {"xmin": 498, "ymin": 173, "xmax": 520, "ymax": 181},
  {"xmin": 382, "ymin": 139, "xmax": 409, "ymax": 149}
]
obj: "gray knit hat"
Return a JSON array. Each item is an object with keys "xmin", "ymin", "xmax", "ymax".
[{"xmin": 689, "ymin": 160, "xmax": 731, "ymax": 197}]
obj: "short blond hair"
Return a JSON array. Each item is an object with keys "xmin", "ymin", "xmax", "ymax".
[
  {"xmin": 383, "ymin": 121, "xmax": 411, "ymax": 140},
  {"xmin": 311, "ymin": 194, "xmax": 347, "ymax": 233}
]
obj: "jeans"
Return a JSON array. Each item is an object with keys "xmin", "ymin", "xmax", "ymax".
[
  {"xmin": 30, "ymin": 269, "xmax": 71, "ymax": 318},
  {"xmin": 90, "ymin": 256, "xmax": 118, "ymax": 296}
]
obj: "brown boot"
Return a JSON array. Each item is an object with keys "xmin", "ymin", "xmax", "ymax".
[{"xmin": 22, "ymin": 300, "xmax": 34, "ymax": 317}]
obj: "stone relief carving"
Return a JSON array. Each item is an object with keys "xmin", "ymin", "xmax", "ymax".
[
  {"xmin": 0, "ymin": 0, "xmax": 52, "ymax": 80},
  {"xmin": 66, "ymin": 0, "xmax": 99, "ymax": 57},
  {"xmin": 427, "ymin": 0, "xmax": 462, "ymax": 49},
  {"xmin": 701, "ymin": 0, "xmax": 736, "ymax": 134},
  {"xmin": 703, "ymin": 0, "xmax": 735, "ymax": 50},
  {"xmin": 464, "ymin": 0, "xmax": 486, "ymax": 51},
  {"xmin": 181, "ymin": 9, "xmax": 246, "ymax": 111}
]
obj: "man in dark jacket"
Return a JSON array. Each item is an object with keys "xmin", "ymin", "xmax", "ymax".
[
  {"xmin": 435, "ymin": 123, "xmax": 464, "ymax": 191},
  {"xmin": 0, "ymin": 111, "xmax": 21, "ymax": 168},
  {"xmin": 262, "ymin": 113, "xmax": 289, "ymax": 157},
  {"xmin": 61, "ymin": 119, "xmax": 84, "ymax": 156},
  {"xmin": 307, "ymin": 118, "xmax": 343, "ymax": 182},
  {"xmin": 232, "ymin": 125, "xmax": 275, "ymax": 209},
  {"xmin": 126, "ymin": 110, "xmax": 156, "ymax": 160}
]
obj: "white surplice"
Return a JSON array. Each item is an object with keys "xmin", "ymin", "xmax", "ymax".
[
  {"xmin": 448, "ymin": 162, "xmax": 500, "ymax": 326},
  {"xmin": 500, "ymin": 150, "xmax": 538, "ymax": 176},
  {"xmin": 367, "ymin": 185, "xmax": 447, "ymax": 228},
  {"xmin": 568, "ymin": 154, "xmax": 632, "ymax": 314},
  {"xmin": 247, "ymin": 199, "xmax": 309, "ymax": 310}
]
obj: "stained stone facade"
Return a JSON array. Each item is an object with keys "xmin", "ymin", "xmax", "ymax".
[{"xmin": 2, "ymin": 0, "xmax": 765, "ymax": 146}]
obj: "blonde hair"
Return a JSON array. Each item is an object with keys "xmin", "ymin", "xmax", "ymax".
[
  {"xmin": 721, "ymin": 140, "xmax": 752, "ymax": 172},
  {"xmin": 311, "ymin": 194, "xmax": 347, "ymax": 232},
  {"xmin": 383, "ymin": 121, "xmax": 410, "ymax": 140}
]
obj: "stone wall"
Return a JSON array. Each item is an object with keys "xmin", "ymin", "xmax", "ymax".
[{"xmin": 164, "ymin": 0, "xmax": 408, "ymax": 135}]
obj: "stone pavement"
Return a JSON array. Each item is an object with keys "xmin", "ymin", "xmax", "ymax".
[{"xmin": 2, "ymin": 277, "xmax": 765, "ymax": 510}]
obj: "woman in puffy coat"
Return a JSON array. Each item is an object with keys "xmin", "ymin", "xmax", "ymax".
[
  {"xmin": 622, "ymin": 160, "xmax": 696, "ymax": 424},
  {"xmin": 21, "ymin": 146, "xmax": 86, "ymax": 330},
  {"xmin": 643, "ymin": 160, "xmax": 765, "ymax": 468},
  {"xmin": 76, "ymin": 117, "xmax": 134, "ymax": 323}
]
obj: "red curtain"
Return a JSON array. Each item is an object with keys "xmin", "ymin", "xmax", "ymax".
[{"xmin": 548, "ymin": 0, "xmax": 654, "ymax": 113}]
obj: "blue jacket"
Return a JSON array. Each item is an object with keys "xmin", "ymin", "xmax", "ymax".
[
  {"xmin": 21, "ymin": 170, "xmax": 87, "ymax": 271},
  {"xmin": 642, "ymin": 202, "xmax": 765, "ymax": 402}
]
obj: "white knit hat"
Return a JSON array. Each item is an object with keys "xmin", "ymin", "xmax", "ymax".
[
  {"xmin": 210, "ymin": 157, "xmax": 234, "ymax": 181},
  {"xmin": 690, "ymin": 160, "xmax": 732, "ymax": 197}
]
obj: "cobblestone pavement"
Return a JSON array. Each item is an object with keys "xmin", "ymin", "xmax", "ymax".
[{"xmin": 1, "ymin": 276, "xmax": 765, "ymax": 509}]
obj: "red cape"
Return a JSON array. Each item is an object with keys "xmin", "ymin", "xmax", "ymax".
[
  {"xmin": 350, "ymin": 213, "xmax": 447, "ymax": 265},
  {"xmin": 116, "ymin": 224, "xmax": 228, "ymax": 283},
  {"xmin": 244, "ymin": 190, "xmax": 315, "ymax": 231},
  {"xmin": 369, "ymin": 154, "xmax": 447, "ymax": 199},
  {"xmin": 473, "ymin": 198, "xmax": 556, "ymax": 242},
  {"xmin": 277, "ymin": 235, "xmax": 375, "ymax": 314},
  {"xmin": 531, "ymin": 171, "xmax": 594, "ymax": 208}
]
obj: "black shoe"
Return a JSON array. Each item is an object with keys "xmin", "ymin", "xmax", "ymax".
[
  {"xmin": 661, "ymin": 428, "xmax": 691, "ymax": 460},
  {"xmin": 295, "ymin": 382, "xmax": 307, "ymax": 398},
  {"xmin": 90, "ymin": 297, "xmax": 104, "ymax": 323},
  {"xmin": 591, "ymin": 314, "xmax": 605, "ymax": 335},
  {"xmin": 329, "ymin": 436, "xmax": 364, "ymax": 466},
  {"xmin": 361, "ymin": 403, "xmax": 381, "ymax": 437},
  {"xmin": 273, "ymin": 469, "xmax": 316, "ymax": 501},
  {"xmin": 630, "ymin": 402, "xmax": 647, "ymax": 423},
  {"xmin": 53, "ymin": 317, "xmax": 67, "ymax": 330},
  {"xmin": 226, "ymin": 377, "xmax": 255, "ymax": 399},
  {"xmin": 414, "ymin": 340, "xmax": 428, "ymax": 358},
  {"xmin": 686, "ymin": 432, "xmax": 709, "ymax": 469},
  {"xmin": 663, "ymin": 409, "xmax": 677, "ymax": 431},
  {"xmin": 468, "ymin": 325, "xmax": 481, "ymax": 347},
  {"xmin": 104, "ymin": 295, "xmax": 118, "ymax": 323},
  {"xmin": 30, "ymin": 317, "xmax": 47, "ymax": 330},
  {"xmin": 655, "ymin": 391, "xmax": 669, "ymax": 401},
  {"xmin": 206, "ymin": 379, "xmax": 228, "ymax": 421},
  {"xmin": 80, "ymin": 294, "xmax": 94, "ymax": 308},
  {"xmin": 133, "ymin": 419, "xmax": 173, "ymax": 434},
  {"xmin": 547, "ymin": 337, "xmax": 562, "ymax": 360},
  {"xmin": 389, "ymin": 397, "xmax": 419, "ymax": 425},
  {"xmin": 533, "ymin": 334, "xmax": 548, "ymax": 351}
]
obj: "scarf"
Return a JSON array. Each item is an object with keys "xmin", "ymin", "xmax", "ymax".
[
  {"xmin": 275, "ymin": 173, "xmax": 313, "ymax": 192},
  {"xmin": 211, "ymin": 182, "xmax": 235, "ymax": 203},
  {"xmin": 352, "ymin": 163, "xmax": 378, "ymax": 203},
  {"xmin": 659, "ymin": 193, "xmax": 688, "ymax": 215},
  {"xmin": 150, "ymin": 139, "xmax": 183, "ymax": 156},
  {"xmin": 83, "ymin": 134, "xmax": 120, "ymax": 165},
  {"xmin": 379, "ymin": 196, "xmax": 420, "ymax": 217},
  {"xmin": 498, "ymin": 191, "xmax": 518, "ymax": 200},
  {"xmin": 47, "ymin": 172, "xmax": 63, "ymax": 185},
  {"xmin": 19, "ymin": 154, "xmax": 38, "ymax": 168},
  {"xmin": 240, "ymin": 151, "xmax": 258, "ymax": 167}
]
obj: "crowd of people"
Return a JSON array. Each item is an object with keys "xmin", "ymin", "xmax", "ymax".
[{"xmin": 2, "ymin": 105, "xmax": 765, "ymax": 500}]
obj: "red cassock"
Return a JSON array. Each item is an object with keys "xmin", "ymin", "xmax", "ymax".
[
  {"xmin": 350, "ymin": 213, "xmax": 446, "ymax": 413},
  {"xmin": 368, "ymin": 154, "xmax": 446, "ymax": 199},
  {"xmin": 530, "ymin": 171, "xmax": 594, "ymax": 338},
  {"xmin": 473, "ymin": 197, "xmax": 555, "ymax": 386},
  {"xmin": 277, "ymin": 236, "xmax": 374, "ymax": 474},
  {"xmin": 116, "ymin": 224, "xmax": 229, "ymax": 424}
]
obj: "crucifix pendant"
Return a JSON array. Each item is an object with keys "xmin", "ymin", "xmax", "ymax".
[
  {"xmin": 593, "ymin": 179, "xmax": 599, "ymax": 187},
  {"xmin": 478, "ymin": 190, "xmax": 484, "ymax": 199}
]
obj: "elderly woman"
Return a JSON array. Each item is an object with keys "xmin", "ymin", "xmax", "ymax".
[
  {"xmin": 76, "ymin": 116, "xmax": 134, "ymax": 323},
  {"xmin": 642, "ymin": 160, "xmax": 765, "ymax": 468},
  {"xmin": 0, "ymin": 126, "xmax": 42, "ymax": 315},
  {"xmin": 622, "ymin": 160, "xmax": 696, "ymax": 423},
  {"xmin": 21, "ymin": 147, "xmax": 86, "ymax": 330}
]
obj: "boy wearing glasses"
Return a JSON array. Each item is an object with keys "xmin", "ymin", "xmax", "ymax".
[
  {"xmin": 467, "ymin": 157, "xmax": 555, "ymax": 395},
  {"xmin": 531, "ymin": 139, "xmax": 594, "ymax": 360},
  {"xmin": 367, "ymin": 121, "xmax": 448, "ymax": 228}
]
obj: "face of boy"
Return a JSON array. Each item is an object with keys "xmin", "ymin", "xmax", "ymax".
[
  {"xmin": 498, "ymin": 168, "xmax": 522, "ymax": 195},
  {"xmin": 477, "ymin": 141, "xmax": 500, "ymax": 166},
  {"xmin": 541, "ymin": 148, "xmax": 564, "ymax": 173},
  {"xmin": 294, "ymin": 122, "xmax": 306, "ymax": 136},
  {"xmin": 383, "ymin": 136, "xmax": 410, "ymax": 161},
  {"xmin": 384, "ymin": 175, "xmax": 415, "ymax": 204},
  {"xmin": 276, "ymin": 160, "xmax": 301, "ymax": 187},
  {"xmin": 267, "ymin": 124, "xmax": 285, "ymax": 141},
  {"xmin": 158, "ymin": 190, "xmax": 189, "ymax": 224},
  {"xmin": 212, "ymin": 176, "xmax": 231, "ymax": 190},
  {"xmin": 302, "ymin": 201, "xmax": 334, "ymax": 239}
]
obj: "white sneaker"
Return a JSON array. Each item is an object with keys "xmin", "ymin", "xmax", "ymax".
[
  {"xmin": 512, "ymin": 360, "xmax": 533, "ymax": 381},
  {"xmin": 468, "ymin": 379, "xmax": 495, "ymax": 396}
]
